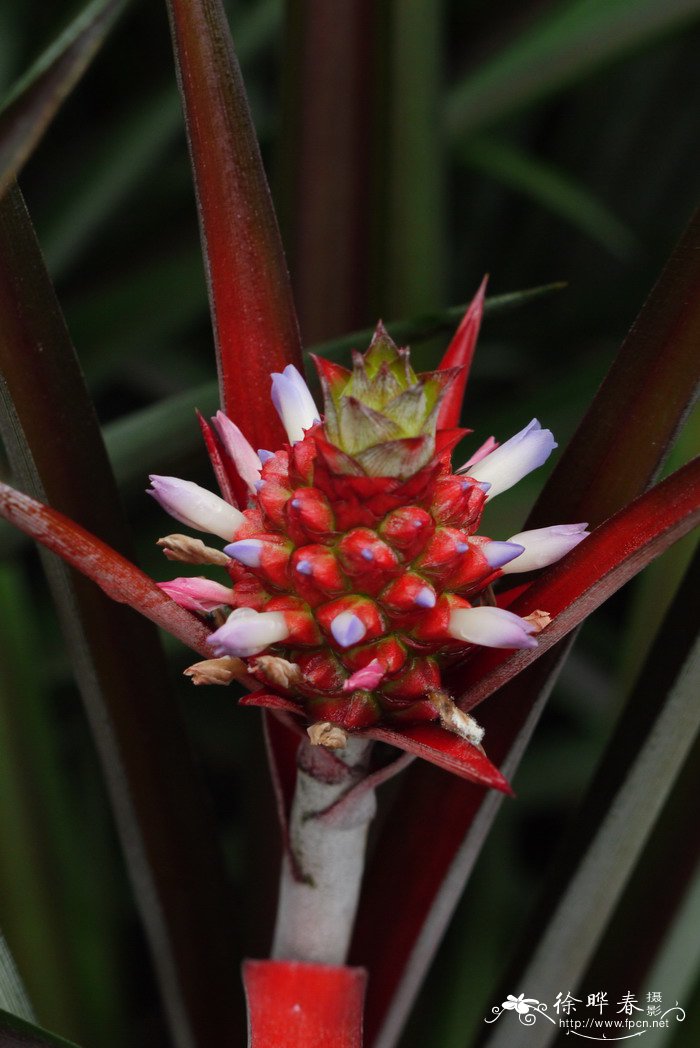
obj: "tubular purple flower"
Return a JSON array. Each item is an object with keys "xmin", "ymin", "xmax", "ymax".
[
  {"xmin": 147, "ymin": 475, "xmax": 245, "ymax": 540},
  {"xmin": 158, "ymin": 577, "xmax": 235, "ymax": 612},
  {"xmin": 500, "ymin": 523, "xmax": 589, "ymax": 573},
  {"xmin": 270, "ymin": 364, "xmax": 321, "ymax": 443},
  {"xmin": 212, "ymin": 411, "xmax": 262, "ymax": 495},
  {"xmin": 461, "ymin": 419, "xmax": 557, "ymax": 499},
  {"xmin": 448, "ymin": 606, "xmax": 538, "ymax": 649},
  {"xmin": 208, "ymin": 608, "xmax": 289, "ymax": 658}
]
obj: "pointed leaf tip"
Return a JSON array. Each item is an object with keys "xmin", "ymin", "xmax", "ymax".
[
  {"xmin": 364, "ymin": 723, "xmax": 512, "ymax": 793},
  {"xmin": 437, "ymin": 275, "xmax": 488, "ymax": 430},
  {"xmin": 166, "ymin": 0, "xmax": 302, "ymax": 448}
]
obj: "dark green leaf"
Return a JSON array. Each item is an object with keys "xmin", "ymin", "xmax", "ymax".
[
  {"xmin": 446, "ymin": 0, "xmax": 700, "ymax": 136},
  {"xmin": 0, "ymin": 0, "xmax": 126, "ymax": 198},
  {"xmin": 0, "ymin": 1007, "xmax": 81, "ymax": 1048},
  {"xmin": 462, "ymin": 136, "xmax": 637, "ymax": 258}
]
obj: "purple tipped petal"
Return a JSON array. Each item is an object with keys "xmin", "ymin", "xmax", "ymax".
[
  {"xmin": 448, "ymin": 606, "xmax": 538, "ymax": 650},
  {"xmin": 290, "ymin": 498, "xmax": 301, "ymax": 509},
  {"xmin": 482, "ymin": 540, "xmax": 525, "ymax": 569},
  {"xmin": 270, "ymin": 365, "xmax": 320, "ymax": 443},
  {"xmin": 330, "ymin": 611, "xmax": 367, "ymax": 648},
  {"xmin": 464, "ymin": 419, "xmax": 557, "ymax": 499},
  {"xmin": 415, "ymin": 586, "xmax": 436, "ymax": 608},
  {"xmin": 501, "ymin": 523, "xmax": 589, "ymax": 573},
  {"xmin": 361, "ymin": 548, "xmax": 375, "ymax": 561},
  {"xmin": 296, "ymin": 560, "xmax": 313, "ymax": 575},
  {"xmin": 147, "ymin": 475, "xmax": 245, "ymax": 540},
  {"xmin": 208, "ymin": 608, "xmax": 289, "ymax": 658},
  {"xmin": 455, "ymin": 541, "xmax": 469, "ymax": 554},
  {"xmin": 258, "ymin": 449, "xmax": 274, "ymax": 463},
  {"xmin": 224, "ymin": 539, "xmax": 263, "ymax": 567}
]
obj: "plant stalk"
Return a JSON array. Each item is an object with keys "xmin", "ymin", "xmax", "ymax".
[{"xmin": 272, "ymin": 737, "xmax": 376, "ymax": 965}]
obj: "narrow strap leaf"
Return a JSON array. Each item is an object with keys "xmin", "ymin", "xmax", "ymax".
[
  {"xmin": 482, "ymin": 552, "xmax": 700, "ymax": 1048},
  {"xmin": 351, "ymin": 210, "xmax": 700, "ymax": 1047},
  {"xmin": 166, "ymin": 0, "xmax": 302, "ymax": 446},
  {"xmin": 0, "ymin": 1007, "xmax": 81, "ymax": 1048},
  {"xmin": 528, "ymin": 208, "xmax": 700, "ymax": 528},
  {"xmin": 0, "ymin": 482, "xmax": 213, "ymax": 657},
  {"xmin": 276, "ymin": 1, "xmax": 375, "ymax": 342},
  {"xmin": 0, "ymin": 929, "xmax": 34, "ymax": 1022},
  {"xmin": 0, "ymin": 0, "xmax": 126, "ymax": 197},
  {"xmin": 458, "ymin": 456, "xmax": 700, "ymax": 710},
  {"xmin": 0, "ymin": 186, "xmax": 244, "ymax": 1047}
]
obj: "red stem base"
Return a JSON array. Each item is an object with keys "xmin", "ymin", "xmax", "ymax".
[{"xmin": 243, "ymin": 959, "xmax": 366, "ymax": 1047}]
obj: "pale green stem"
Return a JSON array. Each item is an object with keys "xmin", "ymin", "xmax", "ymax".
[{"xmin": 272, "ymin": 737, "xmax": 376, "ymax": 965}]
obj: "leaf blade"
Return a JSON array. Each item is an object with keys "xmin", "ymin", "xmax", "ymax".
[
  {"xmin": 353, "ymin": 209, "xmax": 700, "ymax": 1047},
  {"xmin": 482, "ymin": 553, "xmax": 700, "ymax": 1048},
  {"xmin": 446, "ymin": 0, "xmax": 700, "ymax": 137},
  {"xmin": 0, "ymin": 482, "xmax": 213, "ymax": 657},
  {"xmin": 166, "ymin": 0, "xmax": 302, "ymax": 445},
  {"xmin": 0, "ymin": 1007, "xmax": 81, "ymax": 1048},
  {"xmin": 458, "ymin": 457, "xmax": 700, "ymax": 710},
  {"xmin": 0, "ymin": 0, "xmax": 126, "ymax": 197},
  {"xmin": 0, "ymin": 186, "xmax": 245, "ymax": 1047}
]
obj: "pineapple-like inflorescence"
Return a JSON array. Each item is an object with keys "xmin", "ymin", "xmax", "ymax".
[{"xmin": 151, "ymin": 324, "xmax": 588, "ymax": 744}]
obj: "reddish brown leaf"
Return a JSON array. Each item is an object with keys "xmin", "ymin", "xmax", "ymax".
[
  {"xmin": 457, "ymin": 456, "xmax": 700, "ymax": 710},
  {"xmin": 166, "ymin": 0, "xmax": 302, "ymax": 448},
  {"xmin": 243, "ymin": 693, "xmax": 511, "ymax": 793},
  {"xmin": 364, "ymin": 724, "xmax": 512, "ymax": 794},
  {"xmin": 529, "ymin": 209, "xmax": 700, "ymax": 528},
  {"xmin": 353, "ymin": 460, "xmax": 699, "ymax": 1046},
  {"xmin": 0, "ymin": 185, "xmax": 245, "ymax": 1045},
  {"xmin": 0, "ymin": 483, "xmax": 213, "ymax": 658},
  {"xmin": 352, "ymin": 198, "xmax": 700, "ymax": 1042},
  {"xmin": 276, "ymin": 1, "xmax": 375, "ymax": 343}
]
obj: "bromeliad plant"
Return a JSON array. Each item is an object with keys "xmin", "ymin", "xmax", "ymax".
[
  {"xmin": 0, "ymin": 1, "xmax": 698, "ymax": 1048},
  {"xmin": 151, "ymin": 316, "xmax": 586, "ymax": 779}
]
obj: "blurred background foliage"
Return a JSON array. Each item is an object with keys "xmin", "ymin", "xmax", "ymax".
[{"xmin": 0, "ymin": 0, "xmax": 698, "ymax": 1046}]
